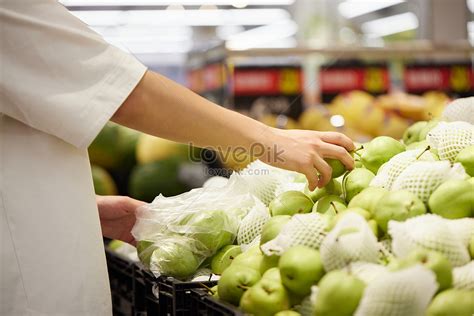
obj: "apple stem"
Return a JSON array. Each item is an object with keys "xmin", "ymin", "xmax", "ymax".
[
  {"xmin": 237, "ymin": 285, "xmax": 250, "ymax": 290},
  {"xmin": 416, "ymin": 146, "xmax": 431, "ymax": 160},
  {"xmin": 330, "ymin": 201, "xmax": 340, "ymax": 214},
  {"xmin": 199, "ymin": 283, "xmax": 215, "ymax": 294}
]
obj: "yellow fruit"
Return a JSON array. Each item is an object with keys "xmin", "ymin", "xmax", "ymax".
[
  {"xmin": 423, "ymin": 91, "xmax": 450, "ymax": 119},
  {"xmin": 261, "ymin": 114, "xmax": 299, "ymax": 129},
  {"xmin": 379, "ymin": 114, "xmax": 410, "ymax": 139},
  {"xmin": 299, "ymin": 108, "xmax": 334, "ymax": 131},
  {"xmin": 136, "ymin": 134, "xmax": 188, "ymax": 164}
]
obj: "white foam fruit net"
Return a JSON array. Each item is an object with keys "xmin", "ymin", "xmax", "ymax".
[
  {"xmin": 343, "ymin": 262, "xmax": 389, "ymax": 285},
  {"xmin": 427, "ymin": 121, "xmax": 474, "ymax": 162},
  {"xmin": 239, "ymin": 160, "xmax": 302, "ymax": 206},
  {"xmin": 388, "ymin": 214, "xmax": 471, "ymax": 267},
  {"xmin": 237, "ymin": 198, "xmax": 270, "ymax": 248},
  {"xmin": 391, "ymin": 161, "xmax": 467, "ymax": 203},
  {"xmin": 378, "ymin": 239, "xmax": 395, "ymax": 263},
  {"xmin": 354, "ymin": 265, "xmax": 438, "ymax": 316},
  {"xmin": 447, "ymin": 217, "xmax": 474, "ymax": 247},
  {"xmin": 320, "ymin": 213, "xmax": 380, "ymax": 271},
  {"xmin": 296, "ymin": 286, "xmax": 318, "ymax": 316},
  {"xmin": 260, "ymin": 213, "xmax": 327, "ymax": 256},
  {"xmin": 442, "ymin": 97, "xmax": 474, "ymax": 124},
  {"xmin": 452, "ymin": 261, "xmax": 474, "ymax": 290},
  {"xmin": 370, "ymin": 149, "xmax": 437, "ymax": 190}
]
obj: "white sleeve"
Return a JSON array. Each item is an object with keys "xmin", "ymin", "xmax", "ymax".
[{"xmin": 0, "ymin": 0, "xmax": 147, "ymax": 148}]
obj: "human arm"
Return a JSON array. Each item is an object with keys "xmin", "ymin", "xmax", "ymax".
[{"xmin": 112, "ymin": 71, "xmax": 355, "ymax": 189}]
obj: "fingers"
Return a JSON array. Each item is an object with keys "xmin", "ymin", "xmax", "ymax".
[
  {"xmin": 313, "ymin": 155, "xmax": 332, "ymax": 188},
  {"xmin": 320, "ymin": 132, "xmax": 355, "ymax": 152},
  {"xmin": 301, "ymin": 165, "xmax": 319, "ymax": 191},
  {"xmin": 321, "ymin": 143, "xmax": 355, "ymax": 171}
]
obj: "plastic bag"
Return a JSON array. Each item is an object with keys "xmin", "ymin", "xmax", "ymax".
[
  {"xmin": 452, "ymin": 261, "xmax": 474, "ymax": 290},
  {"xmin": 320, "ymin": 213, "xmax": 380, "ymax": 271},
  {"xmin": 391, "ymin": 161, "xmax": 467, "ymax": 203},
  {"xmin": 132, "ymin": 173, "xmax": 256, "ymax": 278},
  {"xmin": 427, "ymin": 121, "xmax": 474, "ymax": 162},
  {"xmin": 442, "ymin": 97, "xmax": 474, "ymax": 124},
  {"xmin": 354, "ymin": 265, "xmax": 438, "ymax": 316},
  {"xmin": 370, "ymin": 149, "xmax": 437, "ymax": 190},
  {"xmin": 389, "ymin": 214, "xmax": 471, "ymax": 267},
  {"xmin": 295, "ymin": 286, "xmax": 318, "ymax": 316},
  {"xmin": 261, "ymin": 213, "xmax": 328, "ymax": 256}
]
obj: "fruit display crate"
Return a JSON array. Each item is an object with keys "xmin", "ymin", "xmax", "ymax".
[
  {"xmin": 155, "ymin": 275, "xmax": 217, "ymax": 316},
  {"xmin": 105, "ymin": 249, "xmax": 139, "ymax": 316},
  {"xmin": 190, "ymin": 288, "xmax": 244, "ymax": 316}
]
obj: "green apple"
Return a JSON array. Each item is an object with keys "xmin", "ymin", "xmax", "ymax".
[
  {"xmin": 261, "ymin": 267, "xmax": 282, "ymax": 282},
  {"xmin": 275, "ymin": 311, "xmax": 301, "ymax": 316},
  {"xmin": 405, "ymin": 140, "xmax": 429, "ymax": 150},
  {"xmin": 217, "ymin": 264, "xmax": 261, "ymax": 305},
  {"xmin": 182, "ymin": 209, "xmax": 234, "ymax": 252},
  {"xmin": 260, "ymin": 254, "xmax": 280, "ymax": 275},
  {"xmin": 270, "ymin": 191, "xmax": 314, "ymax": 216},
  {"xmin": 240, "ymin": 278, "xmax": 290, "ymax": 316},
  {"xmin": 374, "ymin": 190, "xmax": 426, "ymax": 233},
  {"xmin": 211, "ymin": 245, "xmax": 242, "ymax": 275},
  {"xmin": 429, "ymin": 180, "xmax": 474, "ymax": 219},
  {"xmin": 308, "ymin": 179, "xmax": 342, "ymax": 202},
  {"xmin": 403, "ymin": 121, "xmax": 428, "ymax": 145},
  {"xmin": 367, "ymin": 219, "xmax": 379, "ymax": 238},
  {"xmin": 325, "ymin": 207, "xmax": 371, "ymax": 231},
  {"xmin": 279, "ymin": 245, "xmax": 325, "ymax": 297},
  {"xmin": 469, "ymin": 177, "xmax": 474, "ymax": 186},
  {"xmin": 361, "ymin": 136, "xmax": 405, "ymax": 174},
  {"xmin": 456, "ymin": 145, "xmax": 474, "ymax": 177},
  {"xmin": 232, "ymin": 250, "xmax": 264, "ymax": 272},
  {"xmin": 325, "ymin": 158, "xmax": 347, "ymax": 178},
  {"xmin": 418, "ymin": 119, "xmax": 439, "ymax": 141},
  {"xmin": 342, "ymin": 168, "xmax": 375, "ymax": 203},
  {"xmin": 313, "ymin": 270, "xmax": 366, "ymax": 316},
  {"xmin": 313, "ymin": 195, "xmax": 347, "ymax": 215},
  {"xmin": 427, "ymin": 289, "xmax": 474, "ymax": 316},
  {"xmin": 210, "ymin": 285, "xmax": 219, "ymax": 298},
  {"xmin": 136, "ymin": 240, "xmax": 156, "ymax": 268},
  {"xmin": 151, "ymin": 242, "xmax": 200, "ymax": 279},
  {"xmin": 391, "ymin": 249, "xmax": 452, "ymax": 292},
  {"xmin": 260, "ymin": 215, "xmax": 291, "ymax": 245},
  {"xmin": 348, "ymin": 187, "xmax": 388, "ymax": 215}
]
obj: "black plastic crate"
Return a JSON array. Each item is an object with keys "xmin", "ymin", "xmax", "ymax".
[
  {"xmin": 133, "ymin": 263, "xmax": 148, "ymax": 316},
  {"xmin": 143, "ymin": 268, "xmax": 161, "ymax": 315},
  {"xmin": 106, "ymin": 249, "xmax": 136, "ymax": 315},
  {"xmin": 191, "ymin": 288, "xmax": 244, "ymax": 316},
  {"xmin": 157, "ymin": 275, "xmax": 217, "ymax": 316}
]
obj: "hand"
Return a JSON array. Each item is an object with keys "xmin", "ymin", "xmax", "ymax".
[
  {"xmin": 260, "ymin": 128, "xmax": 355, "ymax": 190},
  {"xmin": 97, "ymin": 195, "xmax": 146, "ymax": 245}
]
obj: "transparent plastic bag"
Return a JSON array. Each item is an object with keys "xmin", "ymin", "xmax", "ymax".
[
  {"xmin": 389, "ymin": 214, "xmax": 471, "ymax": 267},
  {"xmin": 391, "ymin": 161, "xmax": 467, "ymax": 203},
  {"xmin": 427, "ymin": 121, "xmax": 474, "ymax": 162},
  {"xmin": 132, "ymin": 173, "xmax": 256, "ymax": 278},
  {"xmin": 354, "ymin": 265, "xmax": 438, "ymax": 316},
  {"xmin": 261, "ymin": 213, "xmax": 328, "ymax": 256},
  {"xmin": 239, "ymin": 160, "xmax": 301, "ymax": 205},
  {"xmin": 370, "ymin": 149, "xmax": 437, "ymax": 190},
  {"xmin": 452, "ymin": 261, "xmax": 474, "ymax": 290},
  {"xmin": 442, "ymin": 97, "xmax": 474, "ymax": 124},
  {"xmin": 237, "ymin": 199, "xmax": 270, "ymax": 248},
  {"xmin": 320, "ymin": 213, "xmax": 380, "ymax": 271}
]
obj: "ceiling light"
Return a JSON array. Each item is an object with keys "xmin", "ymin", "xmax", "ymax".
[
  {"xmin": 338, "ymin": 0, "xmax": 405, "ymax": 19},
  {"xmin": 361, "ymin": 12, "xmax": 418, "ymax": 37}
]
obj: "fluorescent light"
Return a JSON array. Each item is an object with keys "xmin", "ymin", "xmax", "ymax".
[
  {"xmin": 60, "ymin": 0, "xmax": 294, "ymax": 6},
  {"xmin": 92, "ymin": 25, "xmax": 193, "ymax": 40},
  {"xmin": 109, "ymin": 39, "xmax": 193, "ymax": 54},
  {"xmin": 330, "ymin": 115, "xmax": 345, "ymax": 127},
  {"xmin": 338, "ymin": 0, "xmax": 405, "ymax": 19},
  {"xmin": 226, "ymin": 20, "xmax": 297, "ymax": 50},
  {"xmin": 361, "ymin": 12, "xmax": 418, "ymax": 37},
  {"xmin": 70, "ymin": 8, "xmax": 290, "ymax": 26}
]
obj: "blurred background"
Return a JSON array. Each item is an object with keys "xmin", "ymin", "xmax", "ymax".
[{"xmin": 67, "ymin": 0, "xmax": 473, "ymax": 200}]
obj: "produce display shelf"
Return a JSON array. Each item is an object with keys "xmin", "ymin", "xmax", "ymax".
[
  {"xmin": 157, "ymin": 276, "xmax": 217, "ymax": 316},
  {"xmin": 105, "ymin": 249, "xmax": 136, "ymax": 316},
  {"xmin": 191, "ymin": 288, "xmax": 244, "ymax": 316}
]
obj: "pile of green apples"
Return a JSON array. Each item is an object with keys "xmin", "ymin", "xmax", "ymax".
[{"xmin": 206, "ymin": 118, "xmax": 473, "ymax": 315}]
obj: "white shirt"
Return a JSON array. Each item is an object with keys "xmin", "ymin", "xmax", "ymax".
[{"xmin": 0, "ymin": 1, "xmax": 146, "ymax": 315}]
